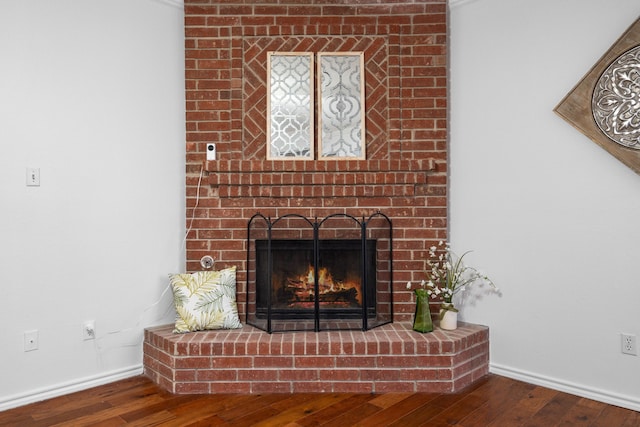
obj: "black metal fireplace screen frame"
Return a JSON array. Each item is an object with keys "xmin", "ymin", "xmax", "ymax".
[{"xmin": 246, "ymin": 212, "xmax": 393, "ymax": 333}]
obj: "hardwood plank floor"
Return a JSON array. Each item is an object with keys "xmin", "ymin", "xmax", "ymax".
[{"xmin": 0, "ymin": 375, "xmax": 637, "ymax": 426}]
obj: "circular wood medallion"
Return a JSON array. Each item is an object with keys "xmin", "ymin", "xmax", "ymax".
[{"xmin": 592, "ymin": 45, "xmax": 640, "ymax": 150}]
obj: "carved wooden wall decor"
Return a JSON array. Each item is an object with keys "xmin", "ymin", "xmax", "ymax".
[{"xmin": 555, "ymin": 17, "xmax": 640, "ymax": 175}]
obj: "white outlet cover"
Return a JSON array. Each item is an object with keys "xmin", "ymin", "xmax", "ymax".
[
  {"xmin": 622, "ymin": 333, "xmax": 637, "ymax": 356},
  {"xmin": 83, "ymin": 321, "xmax": 96, "ymax": 340},
  {"xmin": 24, "ymin": 330, "xmax": 38, "ymax": 351}
]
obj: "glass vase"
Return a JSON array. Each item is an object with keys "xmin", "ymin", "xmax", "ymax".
[{"xmin": 412, "ymin": 289, "xmax": 433, "ymax": 333}]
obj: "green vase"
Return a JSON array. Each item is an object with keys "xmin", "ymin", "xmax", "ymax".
[{"xmin": 412, "ymin": 289, "xmax": 433, "ymax": 333}]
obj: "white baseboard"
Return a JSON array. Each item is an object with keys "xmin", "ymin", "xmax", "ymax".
[
  {"xmin": 490, "ymin": 363, "xmax": 640, "ymax": 412},
  {"xmin": 3, "ymin": 363, "xmax": 638, "ymax": 413},
  {"xmin": 0, "ymin": 365, "xmax": 143, "ymax": 412}
]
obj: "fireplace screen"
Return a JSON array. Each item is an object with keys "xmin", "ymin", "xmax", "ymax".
[
  {"xmin": 255, "ymin": 239, "xmax": 376, "ymax": 318},
  {"xmin": 246, "ymin": 213, "xmax": 393, "ymax": 333}
]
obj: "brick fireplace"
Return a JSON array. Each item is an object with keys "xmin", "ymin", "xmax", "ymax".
[
  {"xmin": 184, "ymin": 0, "xmax": 449, "ymax": 321},
  {"xmin": 143, "ymin": 0, "xmax": 489, "ymax": 395}
]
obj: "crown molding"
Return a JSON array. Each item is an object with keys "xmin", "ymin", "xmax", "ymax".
[{"xmin": 448, "ymin": 0, "xmax": 482, "ymax": 9}]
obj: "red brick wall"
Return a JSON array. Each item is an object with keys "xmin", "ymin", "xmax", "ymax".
[{"xmin": 184, "ymin": 0, "xmax": 448, "ymax": 322}]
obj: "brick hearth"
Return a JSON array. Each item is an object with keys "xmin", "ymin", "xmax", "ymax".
[{"xmin": 143, "ymin": 322, "xmax": 489, "ymax": 394}]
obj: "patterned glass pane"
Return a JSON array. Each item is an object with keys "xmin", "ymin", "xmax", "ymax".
[
  {"xmin": 318, "ymin": 52, "xmax": 366, "ymax": 159},
  {"xmin": 267, "ymin": 53, "xmax": 314, "ymax": 159}
]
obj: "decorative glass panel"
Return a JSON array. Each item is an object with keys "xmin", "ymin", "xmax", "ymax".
[
  {"xmin": 318, "ymin": 52, "xmax": 366, "ymax": 160},
  {"xmin": 267, "ymin": 52, "xmax": 314, "ymax": 160}
]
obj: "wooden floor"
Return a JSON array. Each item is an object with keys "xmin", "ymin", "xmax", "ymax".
[{"xmin": 0, "ymin": 375, "xmax": 637, "ymax": 426}]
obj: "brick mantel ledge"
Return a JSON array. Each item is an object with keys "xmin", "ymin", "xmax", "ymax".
[
  {"xmin": 204, "ymin": 159, "xmax": 436, "ymax": 174},
  {"xmin": 143, "ymin": 322, "xmax": 489, "ymax": 394}
]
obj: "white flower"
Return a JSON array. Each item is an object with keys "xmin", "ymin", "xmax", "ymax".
[
  {"xmin": 406, "ymin": 281, "xmax": 412, "ymax": 289},
  {"xmin": 416, "ymin": 242, "xmax": 498, "ymax": 308}
]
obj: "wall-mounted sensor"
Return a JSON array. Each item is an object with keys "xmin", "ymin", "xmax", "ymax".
[
  {"xmin": 200, "ymin": 255, "xmax": 215, "ymax": 269},
  {"xmin": 206, "ymin": 143, "xmax": 216, "ymax": 160}
]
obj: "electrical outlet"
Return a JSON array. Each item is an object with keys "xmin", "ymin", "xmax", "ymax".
[
  {"xmin": 83, "ymin": 321, "xmax": 96, "ymax": 341},
  {"xmin": 24, "ymin": 330, "xmax": 39, "ymax": 352},
  {"xmin": 621, "ymin": 333, "xmax": 637, "ymax": 356}
]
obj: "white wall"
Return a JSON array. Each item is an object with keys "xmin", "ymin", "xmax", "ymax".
[
  {"xmin": 450, "ymin": 0, "xmax": 640, "ymax": 411},
  {"xmin": 0, "ymin": 0, "xmax": 185, "ymax": 409},
  {"xmin": 3, "ymin": 0, "xmax": 639, "ymax": 413}
]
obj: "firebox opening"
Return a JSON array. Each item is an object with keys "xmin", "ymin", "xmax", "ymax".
[{"xmin": 255, "ymin": 239, "xmax": 376, "ymax": 320}]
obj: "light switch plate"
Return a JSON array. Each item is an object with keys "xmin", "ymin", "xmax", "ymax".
[{"xmin": 26, "ymin": 168, "xmax": 40, "ymax": 186}]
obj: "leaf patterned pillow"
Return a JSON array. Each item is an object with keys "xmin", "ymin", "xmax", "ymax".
[{"xmin": 170, "ymin": 266, "xmax": 242, "ymax": 333}]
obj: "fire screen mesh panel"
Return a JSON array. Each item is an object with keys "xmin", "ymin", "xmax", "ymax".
[{"xmin": 246, "ymin": 212, "xmax": 392, "ymax": 333}]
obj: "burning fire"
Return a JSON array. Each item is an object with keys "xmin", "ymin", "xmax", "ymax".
[{"xmin": 284, "ymin": 266, "xmax": 361, "ymax": 306}]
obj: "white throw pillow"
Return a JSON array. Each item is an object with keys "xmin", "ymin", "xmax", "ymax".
[{"xmin": 170, "ymin": 266, "xmax": 242, "ymax": 333}]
